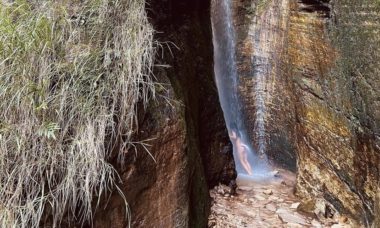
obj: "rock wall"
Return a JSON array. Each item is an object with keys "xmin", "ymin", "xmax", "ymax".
[
  {"xmin": 89, "ymin": 0, "xmax": 235, "ymax": 227},
  {"xmin": 230, "ymin": 0, "xmax": 379, "ymax": 225},
  {"xmin": 292, "ymin": 0, "xmax": 379, "ymax": 225}
]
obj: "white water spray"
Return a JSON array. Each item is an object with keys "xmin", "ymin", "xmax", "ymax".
[{"xmin": 211, "ymin": 0, "xmax": 273, "ymax": 180}]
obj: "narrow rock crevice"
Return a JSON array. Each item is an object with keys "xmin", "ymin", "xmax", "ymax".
[{"xmin": 88, "ymin": 0, "xmax": 236, "ymax": 227}]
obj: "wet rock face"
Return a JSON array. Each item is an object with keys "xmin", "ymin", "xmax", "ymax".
[
  {"xmin": 230, "ymin": 0, "xmax": 379, "ymax": 225},
  {"xmin": 90, "ymin": 0, "xmax": 235, "ymax": 227},
  {"xmin": 233, "ymin": 0, "xmax": 298, "ymax": 171}
]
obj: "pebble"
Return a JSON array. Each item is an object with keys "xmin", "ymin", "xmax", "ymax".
[
  {"xmin": 239, "ymin": 186, "xmax": 252, "ymax": 191},
  {"xmin": 254, "ymin": 194, "xmax": 266, "ymax": 201},
  {"xmin": 287, "ymin": 222, "xmax": 304, "ymax": 228},
  {"xmin": 276, "ymin": 208, "xmax": 309, "ymax": 225},
  {"xmin": 264, "ymin": 189, "xmax": 273, "ymax": 195},
  {"xmin": 269, "ymin": 196, "xmax": 279, "ymax": 201},
  {"xmin": 217, "ymin": 188, "xmax": 225, "ymax": 195},
  {"xmin": 290, "ymin": 202, "xmax": 300, "ymax": 209},
  {"xmin": 265, "ymin": 203, "xmax": 277, "ymax": 212},
  {"xmin": 311, "ymin": 219, "xmax": 322, "ymax": 228},
  {"xmin": 271, "ymin": 170, "xmax": 280, "ymax": 177},
  {"xmin": 208, "ymin": 219, "xmax": 217, "ymax": 227},
  {"xmin": 314, "ymin": 199, "xmax": 326, "ymax": 215},
  {"xmin": 339, "ymin": 216, "xmax": 348, "ymax": 223},
  {"xmin": 331, "ymin": 224, "xmax": 351, "ymax": 228}
]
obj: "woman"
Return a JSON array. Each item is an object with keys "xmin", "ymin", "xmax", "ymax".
[{"xmin": 229, "ymin": 129, "xmax": 253, "ymax": 175}]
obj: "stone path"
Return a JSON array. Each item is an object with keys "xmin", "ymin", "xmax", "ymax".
[{"xmin": 208, "ymin": 170, "xmax": 355, "ymax": 228}]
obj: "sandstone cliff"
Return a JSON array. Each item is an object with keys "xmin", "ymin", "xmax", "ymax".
[{"xmin": 231, "ymin": 0, "xmax": 379, "ymax": 225}]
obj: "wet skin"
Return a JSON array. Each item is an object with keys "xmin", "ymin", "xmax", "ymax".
[{"xmin": 229, "ymin": 130, "xmax": 253, "ymax": 175}]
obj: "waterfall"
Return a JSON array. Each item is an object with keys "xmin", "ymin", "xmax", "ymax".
[{"xmin": 211, "ymin": 0, "xmax": 273, "ymax": 179}]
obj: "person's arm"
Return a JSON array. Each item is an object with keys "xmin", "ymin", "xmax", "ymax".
[{"xmin": 241, "ymin": 143, "xmax": 249, "ymax": 152}]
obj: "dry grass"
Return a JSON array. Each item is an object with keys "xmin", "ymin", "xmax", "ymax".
[{"xmin": 0, "ymin": 0, "xmax": 156, "ymax": 227}]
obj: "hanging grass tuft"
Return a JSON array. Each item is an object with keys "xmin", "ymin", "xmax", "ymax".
[{"xmin": 0, "ymin": 0, "xmax": 156, "ymax": 227}]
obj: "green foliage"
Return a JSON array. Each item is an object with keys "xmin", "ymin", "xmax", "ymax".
[
  {"xmin": 0, "ymin": 0, "xmax": 156, "ymax": 227},
  {"xmin": 37, "ymin": 122, "xmax": 60, "ymax": 139}
]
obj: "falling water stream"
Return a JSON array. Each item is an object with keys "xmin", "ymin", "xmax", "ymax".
[{"xmin": 211, "ymin": 0, "xmax": 273, "ymax": 180}]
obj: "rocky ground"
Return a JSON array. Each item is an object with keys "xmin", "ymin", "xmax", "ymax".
[{"xmin": 208, "ymin": 170, "xmax": 357, "ymax": 228}]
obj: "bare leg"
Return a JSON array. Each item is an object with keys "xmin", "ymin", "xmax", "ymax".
[
  {"xmin": 236, "ymin": 139, "xmax": 253, "ymax": 175},
  {"xmin": 240, "ymin": 158, "xmax": 252, "ymax": 175},
  {"xmin": 242, "ymin": 151, "xmax": 252, "ymax": 175},
  {"xmin": 238, "ymin": 149, "xmax": 252, "ymax": 175},
  {"xmin": 243, "ymin": 162, "xmax": 252, "ymax": 175}
]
